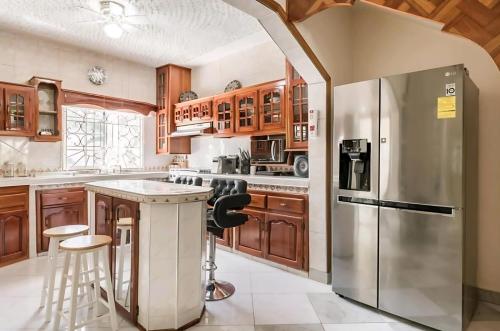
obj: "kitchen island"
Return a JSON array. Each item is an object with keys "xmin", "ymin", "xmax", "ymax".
[{"xmin": 85, "ymin": 180, "xmax": 213, "ymax": 331}]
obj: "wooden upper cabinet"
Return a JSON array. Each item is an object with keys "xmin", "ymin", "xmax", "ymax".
[
  {"xmin": 174, "ymin": 97, "xmax": 213, "ymax": 126},
  {"xmin": 155, "ymin": 64, "xmax": 191, "ymax": 154},
  {"xmin": 213, "ymin": 96, "xmax": 235, "ymax": 135},
  {"xmin": 29, "ymin": 77, "xmax": 62, "ymax": 142},
  {"xmin": 235, "ymin": 90, "xmax": 259, "ymax": 133},
  {"xmin": 0, "ymin": 83, "xmax": 35, "ymax": 136},
  {"xmin": 258, "ymin": 81, "xmax": 285, "ymax": 133},
  {"xmin": 157, "ymin": 109, "xmax": 168, "ymax": 153},
  {"xmin": 286, "ymin": 61, "xmax": 308, "ymax": 150}
]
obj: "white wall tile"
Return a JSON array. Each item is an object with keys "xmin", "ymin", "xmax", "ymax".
[{"xmin": 188, "ymin": 136, "xmax": 251, "ymax": 169}]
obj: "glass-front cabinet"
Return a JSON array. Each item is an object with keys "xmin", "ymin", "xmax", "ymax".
[
  {"xmin": 235, "ymin": 91, "xmax": 258, "ymax": 133},
  {"xmin": 157, "ymin": 110, "xmax": 168, "ymax": 153},
  {"xmin": 258, "ymin": 81, "xmax": 285, "ymax": 133},
  {"xmin": 0, "ymin": 83, "xmax": 34, "ymax": 136},
  {"xmin": 213, "ymin": 96, "xmax": 234, "ymax": 135},
  {"xmin": 286, "ymin": 62, "xmax": 308, "ymax": 149},
  {"xmin": 30, "ymin": 77, "xmax": 62, "ymax": 141}
]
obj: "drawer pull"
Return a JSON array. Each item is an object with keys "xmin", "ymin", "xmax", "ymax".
[
  {"xmin": 59, "ymin": 197, "xmax": 68, "ymax": 200},
  {"xmin": 279, "ymin": 203, "xmax": 287, "ymax": 207}
]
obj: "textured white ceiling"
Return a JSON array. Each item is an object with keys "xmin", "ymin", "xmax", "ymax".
[{"xmin": 0, "ymin": 0, "xmax": 270, "ymax": 67}]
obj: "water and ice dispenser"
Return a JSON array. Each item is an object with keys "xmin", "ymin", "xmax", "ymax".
[{"xmin": 339, "ymin": 139, "xmax": 370, "ymax": 191}]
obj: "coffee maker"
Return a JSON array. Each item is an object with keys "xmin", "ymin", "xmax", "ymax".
[{"xmin": 211, "ymin": 155, "xmax": 239, "ymax": 174}]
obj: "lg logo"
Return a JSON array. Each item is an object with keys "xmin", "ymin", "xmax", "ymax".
[{"xmin": 446, "ymin": 83, "xmax": 456, "ymax": 96}]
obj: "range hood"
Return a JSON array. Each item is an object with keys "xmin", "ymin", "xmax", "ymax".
[{"xmin": 171, "ymin": 122, "xmax": 214, "ymax": 137}]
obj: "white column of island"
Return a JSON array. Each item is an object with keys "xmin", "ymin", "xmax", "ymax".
[{"xmin": 85, "ymin": 180, "xmax": 213, "ymax": 330}]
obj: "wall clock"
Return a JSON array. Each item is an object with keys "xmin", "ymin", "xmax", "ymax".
[{"xmin": 88, "ymin": 66, "xmax": 107, "ymax": 85}]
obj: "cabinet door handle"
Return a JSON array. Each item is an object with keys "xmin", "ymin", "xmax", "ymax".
[{"xmin": 44, "ymin": 218, "xmax": 48, "ymax": 227}]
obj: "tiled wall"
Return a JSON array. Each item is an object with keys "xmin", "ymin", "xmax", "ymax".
[
  {"xmin": 188, "ymin": 136, "xmax": 250, "ymax": 169},
  {"xmin": 0, "ymin": 30, "xmax": 156, "ymax": 103},
  {"xmin": 0, "ymin": 30, "xmax": 171, "ymax": 171},
  {"xmin": 191, "ymin": 41, "xmax": 285, "ymax": 98},
  {"xmin": 0, "ymin": 114, "xmax": 171, "ymax": 171}
]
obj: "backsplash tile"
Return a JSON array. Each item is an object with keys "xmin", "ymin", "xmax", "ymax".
[{"xmin": 188, "ymin": 136, "xmax": 250, "ymax": 169}]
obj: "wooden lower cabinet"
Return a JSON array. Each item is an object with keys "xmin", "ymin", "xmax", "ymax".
[
  {"xmin": 235, "ymin": 208, "xmax": 265, "ymax": 258},
  {"xmin": 0, "ymin": 186, "xmax": 29, "ymax": 267},
  {"xmin": 0, "ymin": 210, "xmax": 29, "ymax": 266},
  {"xmin": 235, "ymin": 190, "xmax": 308, "ymax": 271},
  {"xmin": 215, "ymin": 228, "xmax": 233, "ymax": 247},
  {"xmin": 94, "ymin": 194, "xmax": 139, "ymax": 324},
  {"xmin": 265, "ymin": 212, "xmax": 304, "ymax": 269},
  {"xmin": 36, "ymin": 187, "xmax": 87, "ymax": 253}
]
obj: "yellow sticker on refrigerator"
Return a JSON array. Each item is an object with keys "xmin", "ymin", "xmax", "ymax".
[{"xmin": 437, "ymin": 96, "xmax": 456, "ymax": 119}]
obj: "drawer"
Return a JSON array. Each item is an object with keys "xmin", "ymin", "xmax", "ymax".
[
  {"xmin": 41, "ymin": 190, "xmax": 85, "ymax": 207},
  {"xmin": 248, "ymin": 193, "xmax": 266, "ymax": 209},
  {"xmin": 0, "ymin": 192, "xmax": 28, "ymax": 213},
  {"xmin": 267, "ymin": 195, "xmax": 305, "ymax": 214}
]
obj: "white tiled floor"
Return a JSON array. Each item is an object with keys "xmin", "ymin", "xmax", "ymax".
[{"xmin": 0, "ymin": 249, "xmax": 499, "ymax": 331}]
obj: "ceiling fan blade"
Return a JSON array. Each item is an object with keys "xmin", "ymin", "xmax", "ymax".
[
  {"xmin": 123, "ymin": 15, "xmax": 150, "ymax": 25},
  {"xmin": 77, "ymin": 18, "xmax": 108, "ymax": 24},
  {"xmin": 121, "ymin": 23, "xmax": 144, "ymax": 33},
  {"xmin": 74, "ymin": 5, "xmax": 102, "ymax": 17}
]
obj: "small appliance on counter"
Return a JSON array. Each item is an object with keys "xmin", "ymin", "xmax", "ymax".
[
  {"xmin": 212, "ymin": 155, "xmax": 239, "ymax": 174},
  {"xmin": 250, "ymin": 135, "xmax": 285, "ymax": 164},
  {"xmin": 2, "ymin": 162, "xmax": 16, "ymax": 177},
  {"xmin": 293, "ymin": 155, "xmax": 309, "ymax": 178}
]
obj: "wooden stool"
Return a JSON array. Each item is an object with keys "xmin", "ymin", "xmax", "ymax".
[
  {"xmin": 116, "ymin": 217, "xmax": 132, "ymax": 303},
  {"xmin": 40, "ymin": 224, "xmax": 90, "ymax": 322},
  {"xmin": 53, "ymin": 235, "xmax": 118, "ymax": 331}
]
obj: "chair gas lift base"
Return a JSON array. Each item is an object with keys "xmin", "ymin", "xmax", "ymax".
[
  {"xmin": 204, "ymin": 179, "xmax": 251, "ymax": 302},
  {"xmin": 173, "ymin": 176, "xmax": 251, "ymax": 302}
]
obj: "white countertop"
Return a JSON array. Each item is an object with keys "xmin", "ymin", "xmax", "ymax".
[
  {"xmin": 85, "ymin": 180, "xmax": 213, "ymax": 204},
  {"xmin": 0, "ymin": 171, "xmax": 169, "ymax": 188}
]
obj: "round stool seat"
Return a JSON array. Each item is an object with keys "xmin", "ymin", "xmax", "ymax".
[
  {"xmin": 43, "ymin": 224, "xmax": 89, "ymax": 238},
  {"xmin": 60, "ymin": 235, "xmax": 112, "ymax": 251}
]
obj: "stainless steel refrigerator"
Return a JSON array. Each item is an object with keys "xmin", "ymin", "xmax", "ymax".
[{"xmin": 332, "ymin": 64, "xmax": 478, "ymax": 331}]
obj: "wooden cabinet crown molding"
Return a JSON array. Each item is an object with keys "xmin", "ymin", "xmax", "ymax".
[
  {"xmin": 62, "ymin": 89, "xmax": 157, "ymax": 115},
  {"xmin": 285, "ymin": 0, "xmax": 500, "ymax": 69}
]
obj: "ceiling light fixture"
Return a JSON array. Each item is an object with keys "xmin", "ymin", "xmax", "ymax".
[{"xmin": 103, "ymin": 22, "xmax": 123, "ymax": 39}]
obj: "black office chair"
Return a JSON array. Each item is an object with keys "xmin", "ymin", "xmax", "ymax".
[
  {"xmin": 205, "ymin": 178, "xmax": 251, "ymax": 301},
  {"xmin": 173, "ymin": 175, "xmax": 203, "ymax": 186}
]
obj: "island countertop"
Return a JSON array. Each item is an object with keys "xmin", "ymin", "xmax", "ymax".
[{"xmin": 85, "ymin": 179, "xmax": 213, "ymax": 203}]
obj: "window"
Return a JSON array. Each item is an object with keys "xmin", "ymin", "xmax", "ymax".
[{"xmin": 64, "ymin": 106, "xmax": 143, "ymax": 170}]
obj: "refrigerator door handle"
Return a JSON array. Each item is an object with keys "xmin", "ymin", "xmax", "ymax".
[
  {"xmin": 379, "ymin": 202, "xmax": 459, "ymax": 217},
  {"xmin": 337, "ymin": 195, "xmax": 379, "ymax": 207}
]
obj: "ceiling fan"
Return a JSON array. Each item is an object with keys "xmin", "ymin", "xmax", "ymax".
[{"xmin": 77, "ymin": 0, "xmax": 149, "ymax": 39}]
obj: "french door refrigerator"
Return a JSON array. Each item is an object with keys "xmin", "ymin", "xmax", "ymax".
[{"xmin": 332, "ymin": 65, "xmax": 478, "ymax": 331}]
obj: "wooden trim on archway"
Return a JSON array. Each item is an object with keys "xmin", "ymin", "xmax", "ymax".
[
  {"xmin": 285, "ymin": 0, "xmax": 500, "ymax": 69},
  {"xmin": 256, "ymin": 0, "xmax": 334, "ymax": 273},
  {"xmin": 287, "ymin": 0, "xmax": 355, "ymax": 22}
]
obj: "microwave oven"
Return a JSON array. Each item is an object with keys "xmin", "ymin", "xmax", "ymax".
[{"xmin": 250, "ymin": 137, "xmax": 285, "ymax": 163}]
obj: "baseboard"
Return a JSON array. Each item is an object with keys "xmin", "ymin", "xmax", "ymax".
[
  {"xmin": 478, "ymin": 287, "xmax": 500, "ymax": 305},
  {"xmin": 309, "ymin": 268, "xmax": 331, "ymax": 284}
]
